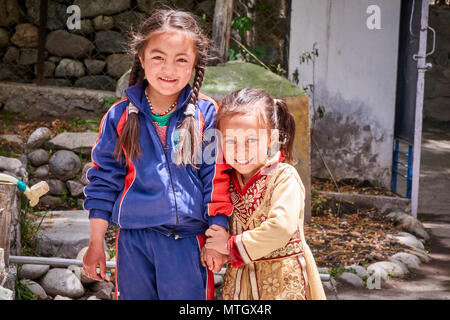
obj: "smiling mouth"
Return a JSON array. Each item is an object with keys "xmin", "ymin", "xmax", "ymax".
[
  {"xmin": 235, "ymin": 159, "xmax": 253, "ymax": 165},
  {"xmin": 159, "ymin": 77, "xmax": 177, "ymax": 83}
]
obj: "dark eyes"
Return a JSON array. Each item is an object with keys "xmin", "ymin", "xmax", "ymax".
[
  {"xmin": 225, "ymin": 138, "xmax": 258, "ymax": 144},
  {"xmin": 150, "ymin": 56, "xmax": 188, "ymax": 63}
]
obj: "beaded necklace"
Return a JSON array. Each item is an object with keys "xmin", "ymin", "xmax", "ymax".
[{"xmin": 145, "ymin": 93, "xmax": 177, "ymax": 117}]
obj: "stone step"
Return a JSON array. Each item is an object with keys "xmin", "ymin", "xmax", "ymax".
[{"xmin": 37, "ymin": 210, "xmax": 90, "ymax": 259}]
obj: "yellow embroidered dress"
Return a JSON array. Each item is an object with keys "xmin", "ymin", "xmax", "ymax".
[{"xmin": 222, "ymin": 158, "xmax": 326, "ymax": 300}]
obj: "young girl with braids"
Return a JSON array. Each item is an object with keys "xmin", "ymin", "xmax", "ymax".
[
  {"xmin": 204, "ymin": 88, "xmax": 326, "ymax": 300},
  {"xmin": 82, "ymin": 10, "xmax": 233, "ymax": 300}
]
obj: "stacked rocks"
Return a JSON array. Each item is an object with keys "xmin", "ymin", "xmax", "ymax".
[
  {"xmin": 0, "ymin": 0, "xmax": 218, "ymax": 91},
  {"xmin": 1, "ymin": 126, "xmax": 96, "ymax": 211},
  {"xmin": 16, "ymin": 247, "xmax": 115, "ymax": 300}
]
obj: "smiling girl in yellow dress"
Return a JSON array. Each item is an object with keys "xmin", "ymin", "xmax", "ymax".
[{"xmin": 205, "ymin": 88, "xmax": 326, "ymax": 300}]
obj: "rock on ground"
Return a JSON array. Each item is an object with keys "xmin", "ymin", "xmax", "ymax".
[
  {"xmin": 26, "ymin": 127, "xmax": 52, "ymax": 150},
  {"xmin": 49, "ymin": 150, "xmax": 81, "ymax": 181},
  {"xmin": 47, "ymin": 132, "xmax": 98, "ymax": 156},
  {"xmin": 336, "ymin": 272, "xmax": 365, "ymax": 288},
  {"xmin": 392, "ymin": 232, "xmax": 425, "ymax": 250},
  {"xmin": 0, "ymin": 286, "xmax": 14, "ymax": 300},
  {"xmin": 27, "ymin": 149, "xmax": 49, "ymax": 167},
  {"xmin": 367, "ymin": 261, "xmax": 407, "ymax": 280},
  {"xmin": 38, "ymin": 210, "xmax": 90, "ymax": 258},
  {"xmin": 387, "ymin": 211, "xmax": 430, "ymax": 240},
  {"xmin": 39, "ymin": 268, "xmax": 85, "ymax": 298},
  {"xmin": 390, "ymin": 252, "xmax": 422, "ymax": 271},
  {"xmin": 67, "ymin": 180, "xmax": 84, "ymax": 197},
  {"xmin": 20, "ymin": 279, "xmax": 47, "ymax": 299},
  {"xmin": 53, "ymin": 295, "xmax": 72, "ymax": 300},
  {"xmin": 80, "ymin": 162, "xmax": 94, "ymax": 185},
  {"xmin": 0, "ymin": 156, "xmax": 24, "ymax": 175},
  {"xmin": 18, "ymin": 264, "xmax": 50, "ymax": 280},
  {"xmin": 345, "ymin": 265, "xmax": 369, "ymax": 278},
  {"xmin": 403, "ymin": 248, "xmax": 431, "ymax": 263}
]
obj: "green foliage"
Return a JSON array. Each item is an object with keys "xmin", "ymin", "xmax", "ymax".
[
  {"xmin": 294, "ymin": 43, "xmax": 326, "ymax": 129},
  {"xmin": 231, "ymin": 16, "xmax": 254, "ymax": 38},
  {"xmin": 268, "ymin": 63, "xmax": 286, "ymax": 77},
  {"xmin": 312, "ymin": 189, "xmax": 328, "ymax": 215},
  {"xmin": 200, "ymin": 13, "xmax": 208, "ymax": 29},
  {"xmin": 20, "ymin": 194, "xmax": 48, "ymax": 256},
  {"xmin": 228, "ymin": 46, "xmax": 242, "ymax": 62},
  {"xmin": 299, "ymin": 43, "xmax": 319, "ymax": 64},
  {"xmin": 103, "ymin": 96, "xmax": 118, "ymax": 111},
  {"xmin": 15, "ymin": 269, "xmax": 38, "ymax": 300},
  {"xmin": 329, "ymin": 266, "xmax": 356, "ymax": 278},
  {"xmin": 69, "ymin": 118, "xmax": 100, "ymax": 127},
  {"xmin": 229, "ymin": 44, "xmax": 266, "ymax": 63},
  {"xmin": 60, "ymin": 188, "xmax": 78, "ymax": 208},
  {"xmin": 317, "ymin": 105, "xmax": 326, "ymax": 120}
]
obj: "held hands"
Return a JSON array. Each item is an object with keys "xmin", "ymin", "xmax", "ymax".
[
  {"xmin": 205, "ymin": 225, "xmax": 230, "ymax": 255},
  {"xmin": 200, "ymin": 224, "xmax": 230, "ymax": 272},
  {"xmin": 200, "ymin": 247, "xmax": 228, "ymax": 272}
]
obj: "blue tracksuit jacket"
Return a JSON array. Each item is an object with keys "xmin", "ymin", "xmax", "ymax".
[{"xmin": 83, "ymin": 80, "xmax": 233, "ymax": 236}]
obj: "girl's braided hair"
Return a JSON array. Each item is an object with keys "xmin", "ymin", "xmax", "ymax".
[{"xmin": 114, "ymin": 9, "xmax": 210, "ymax": 166}]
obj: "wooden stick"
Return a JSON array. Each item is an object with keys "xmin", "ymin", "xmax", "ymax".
[
  {"xmin": 0, "ymin": 183, "xmax": 15, "ymax": 266},
  {"xmin": 231, "ymin": 37, "xmax": 272, "ymax": 71},
  {"xmin": 36, "ymin": 0, "xmax": 48, "ymax": 86}
]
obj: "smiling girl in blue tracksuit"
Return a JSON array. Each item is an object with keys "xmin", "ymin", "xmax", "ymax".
[{"xmin": 82, "ymin": 10, "xmax": 233, "ymax": 300}]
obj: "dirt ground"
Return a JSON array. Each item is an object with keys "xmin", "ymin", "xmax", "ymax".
[{"xmin": 334, "ymin": 120, "xmax": 450, "ymax": 300}]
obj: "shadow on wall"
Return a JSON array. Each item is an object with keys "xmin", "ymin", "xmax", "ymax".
[
  {"xmin": 310, "ymin": 85, "xmax": 391, "ymax": 188},
  {"xmin": 424, "ymin": 6, "xmax": 450, "ymax": 123}
]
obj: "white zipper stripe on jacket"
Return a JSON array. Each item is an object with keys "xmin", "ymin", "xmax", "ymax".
[{"xmin": 117, "ymin": 160, "xmax": 136, "ymax": 228}]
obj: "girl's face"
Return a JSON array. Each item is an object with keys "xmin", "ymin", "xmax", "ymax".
[
  {"xmin": 139, "ymin": 29, "xmax": 197, "ymax": 99},
  {"xmin": 219, "ymin": 111, "xmax": 278, "ymax": 182}
]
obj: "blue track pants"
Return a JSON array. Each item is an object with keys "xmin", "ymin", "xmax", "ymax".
[{"xmin": 114, "ymin": 228, "xmax": 214, "ymax": 300}]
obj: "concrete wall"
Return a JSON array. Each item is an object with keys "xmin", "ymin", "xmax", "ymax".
[{"xmin": 289, "ymin": 0, "xmax": 402, "ymax": 188}]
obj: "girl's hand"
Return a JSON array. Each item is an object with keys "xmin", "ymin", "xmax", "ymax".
[
  {"xmin": 201, "ymin": 247, "xmax": 227, "ymax": 272},
  {"xmin": 82, "ymin": 241, "xmax": 106, "ymax": 281},
  {"xmin": 205, "ymin": 224, "xmax": 230, "ymax": 255}
]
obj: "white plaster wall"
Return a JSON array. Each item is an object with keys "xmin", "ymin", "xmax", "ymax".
[{"xmin": 289, "ymin": 0, "xmax": 402, "ymax": 187}]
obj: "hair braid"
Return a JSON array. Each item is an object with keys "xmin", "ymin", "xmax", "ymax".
[
  {"xmin": 189, "ymin": 65, "xmax": 205, "ymax": 106},
  {"xmin": 114, "ymin": 55, "xmax": 144, "ymax": 163},
  {"xmin": 175, "ymin": 65, "xmax": 206, "ymax": 166},
  {"xmin": 128, "ymin": 55, "xmax": 145, "ymax": 87}
]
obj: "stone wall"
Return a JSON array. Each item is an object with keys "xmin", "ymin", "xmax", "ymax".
[
  {"xmin": 0, "ymin": 128, "xmax": 97, "ymax": 255},
  {"xmin": 0, "ymin": 0, "xmax": 289, "ymax": 91},
  {"xmin": 0, "ymin": 82, "xmax": 116, "ymax": 121},
  {"xmin": 0, "ymin": 0, "xmax": 215, "ymax": 91},
  {"xmin": 424, "ymin": 6, "xmax": 450, "ymax": 123}
]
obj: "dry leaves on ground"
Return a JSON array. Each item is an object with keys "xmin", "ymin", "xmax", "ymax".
[
  {"xmin": 312, "ymin": 177, "xmax": 398, "ymax": 197},
  {"xmin": 305, "ymin": 209, "xmax": 405, "ymax": 268}
]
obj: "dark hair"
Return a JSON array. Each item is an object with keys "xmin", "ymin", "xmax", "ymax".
[
  {"xmin": 114, "ymin": 9, "xmax": 210, "ymax": 165},
  {"xmin": 215, "ymin": 88, "xmax": 297, "ymax": 165}
]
